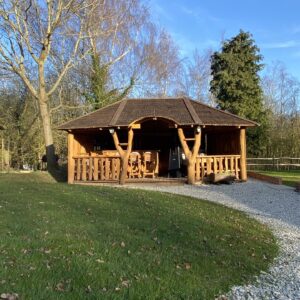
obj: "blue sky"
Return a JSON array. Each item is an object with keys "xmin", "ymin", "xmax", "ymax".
[{"xmin": 149, "ymin": 0, "xmax": 300, "ymax": 79}]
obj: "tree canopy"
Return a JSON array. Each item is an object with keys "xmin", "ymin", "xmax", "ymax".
[
  {"xmin": 210, "ymin": 30, "xmax": 264, "ymax": 120},
  {"xmin": 210, "ymin": 30, "xmax": 268, "ymax": 155}
]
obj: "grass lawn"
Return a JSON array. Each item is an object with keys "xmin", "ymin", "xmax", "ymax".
[
  {"xmin": 254, "ymin": 170, "xmax": 300, "ymax": 187},
  {"xmin": 0, "ymin": 173, "xmax": 278, "ymax": 299}
]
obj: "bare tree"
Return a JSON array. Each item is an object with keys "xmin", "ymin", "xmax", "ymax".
[
  {"xmin": 262, "ymin": 62, "xmax": 300, "ymax": 157},
  {"xmin": 0, "ymin": 0, "xmax": 97, "ymax": 170},
  {"xmin": 187, "ymin": 49, "xmax": 213, "ymax": 103}
]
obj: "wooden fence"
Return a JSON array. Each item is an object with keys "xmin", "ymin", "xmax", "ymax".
[
  {"xmin": 195, "ymin": 155, "xmax": 241, "ymax": 181},
  {"xmin": 247, "ymin": 157, "xmax": 300, "ymax": 171}
]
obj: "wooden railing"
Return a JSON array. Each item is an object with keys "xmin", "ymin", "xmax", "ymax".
[
  {"xmin": 73, "ymin": 151, "xmax": 159, "ymax": 182},
  {"xmin": 72, "ymin": 153, "xmax": 241, "ymax": 182},
  {"xmin": 195, "ymin": 155, "xmax": 241, "ymax": 181},
  {"xmin": 73, "ymin": 156, "xmax": 121, "ymax": 181}
]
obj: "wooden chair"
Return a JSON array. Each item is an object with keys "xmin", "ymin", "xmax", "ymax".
[
  {"xmin": 129, "ymin": 152, "xmax": 142, "ymax": 178},
  {"xmin": 142, "ymin": 151, "xmax": 158, "ymax": 178}
]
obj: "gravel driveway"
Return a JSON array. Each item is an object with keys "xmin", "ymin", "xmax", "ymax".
[{"xmin": 126, "ymin": 179, "xmax": 300, "ymax": 300}]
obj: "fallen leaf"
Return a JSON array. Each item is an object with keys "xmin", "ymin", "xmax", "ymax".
[
  {"xmin": 121, "ymin": 280, "xmax": 129, "ymax": 288},
  {"xmin": 56, "ymin": 282, "xmax": 65, "ymax": 292}
]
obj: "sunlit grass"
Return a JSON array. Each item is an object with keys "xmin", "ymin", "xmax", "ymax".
[
  {"xmin": 255, "ymin": 170, "xmax": 300, "ymax": 187},
  {"xmin": 0, "ymin": 172, "xmax": 278, "ymax": 299}
]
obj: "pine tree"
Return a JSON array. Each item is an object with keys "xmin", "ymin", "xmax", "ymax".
[
  {"xmin": 85, "ymin": 53, "xmax": 134, "ymax": 110},
  {"xmin": 210, "ymin": 30, "xmax": 268, "ymax": 155}
]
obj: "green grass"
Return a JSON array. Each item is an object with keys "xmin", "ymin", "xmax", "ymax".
[
  {"xmin": 254, "ymin": 170, "xmax": 300, "ymax": 187},
  {"xmin": 0, "ymin": 172, "xmax": 278, "ymax": 299}
]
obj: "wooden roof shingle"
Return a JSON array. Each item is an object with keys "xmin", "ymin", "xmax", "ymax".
[{"xmin": 58, "ymin": 97, "xmax": 257, "ymax": 130}]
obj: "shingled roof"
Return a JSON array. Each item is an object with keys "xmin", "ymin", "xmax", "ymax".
[{"xmin": 58, "ymin": 97, "xmax": 257, "ymax": 130}]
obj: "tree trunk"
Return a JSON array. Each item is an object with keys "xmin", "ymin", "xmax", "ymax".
[
  {"xmin": 120, "ymin": 153, "xmax": 130, "ymax": 185},
  {"xmin": 39, "ymin": 96, "xmax": 57, "ymax": 171},
  {"xmin": 38, "ymin": 62, "xmax": 57, "ymax": 172},
  {"xmin": 187, "ymin": 160, "xmax": 196, "ymax": 184}
]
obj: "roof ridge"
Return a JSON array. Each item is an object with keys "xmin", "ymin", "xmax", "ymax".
[
  {"xmin": 182, "ymin": 97, "xmax": 203, "ymax": 125},
  {"xmin": 192, "ymin": 100, "xmax": 259, "ymax": 126},
  {"xmin": 109, "ymin": 99, "xmax": 128, "ymax": 126}
]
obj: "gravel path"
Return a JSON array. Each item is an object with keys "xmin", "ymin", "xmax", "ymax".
[{"xmin": 125, "ymin": 179, "xmax": 300, "ymax": 300}]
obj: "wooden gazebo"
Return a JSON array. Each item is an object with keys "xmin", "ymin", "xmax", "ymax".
[{"xmin": 58, "ymin": 97, "xmax": 257, "ymax": 185}]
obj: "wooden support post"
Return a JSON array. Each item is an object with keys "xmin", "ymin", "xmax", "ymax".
[
  {"xmin": 68, "ymin": 133, "xmax": 75, "ymax": 184},
  {"xmin": 239, "ymin": 128, "xmax": 247, "ymax": 181},
  {"xmin": 178, "ymin": 127, "xmax": 201, "ymax": 184},
  {"xmin": 111, "ymin": 127, "xmax": 134, "ymax": 185}
]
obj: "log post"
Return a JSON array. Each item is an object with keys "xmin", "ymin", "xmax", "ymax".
[
  {"xmin": 239, "ymin": 128, "xmax": 247, "ymax": 181},
  {"xmin": 178, "ymin": 127, "xmax": 201, "ymax": 184},
  {"xmin": 111, "ymin": 127, "xmax": 134, "ymax": 185},
  {"xmin": 68, "ymin": 132, "xmax": 75, "ymax": 184}
]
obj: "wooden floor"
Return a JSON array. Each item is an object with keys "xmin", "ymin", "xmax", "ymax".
[{"xmin": 74, "ymin": 177, "xmax": 187, "ymax": 186}]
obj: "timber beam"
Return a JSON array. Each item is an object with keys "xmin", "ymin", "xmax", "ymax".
[
  {"xmin": 177, "ymin": 127, "xmax": 201, "ymax": 184},
  {"xmin": 239, "ymin": 128, "xmax": 247, "ymax": 181},
  {"xmin": 110, "ymin": 127, "xmax": 134, "ymax": 185}
]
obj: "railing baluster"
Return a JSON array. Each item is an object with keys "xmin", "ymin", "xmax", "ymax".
[
  {"xmin": 219, "ymin": 157, "xmax": 223, "ymax": 173},
  {"xmin": 105, "ymin": 158, "xmax": 110, "ymax": 180},
  {"xmin": 77, "ymin": 158, "xmax": 81, "ymax": 181},
  {"xmin": 235, "ymin": 157, "xmax": 239, "ymax": 179},
  {"xmin": 89, "ymin": 157, "xmax": 93, "ymax": 181},
  {"xmin": 225, "ymin": 157, "xmax": 228, "ymax": 172},
  {"xmin": 196, "ymin": 157, "xmax": 200, "ymax": 181},
  {"xmin": 94, "ymin": 158, "xmax": 98, "ymax": 180},
  {"xmin": 82, "ymin": 158, "xmax": 87, "ymax": 181},
  {"xmin": 112, "ymin": 158, "xmax": 116, "ymax": 180},
  {"xmin": 200, "ymin": 157, "xmax": 205, "ymax": 180},
  {"xmin": 207, "ymin": 157, "xmax": 211, "ymax": 175}
]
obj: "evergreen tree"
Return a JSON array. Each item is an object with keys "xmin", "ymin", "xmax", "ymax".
[
  {"xmin": 85, "ymin": 53, "xmax": 134, "ymax": 110},
  {"xmin": 210, "ymin": 30, "xmax": 268, "ymax": 155}
]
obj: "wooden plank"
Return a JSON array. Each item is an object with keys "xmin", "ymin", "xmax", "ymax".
[
  {"xmin": 112, "ymin": 158, "xmax": 116, "ymax": 180},
  {"xmin": 219, "ymin": 157, "xmax": 223, "ymax": 173},
  {"xmin": 88, "ymin": 157, "xmax": 93, "ymax": 181},
  {"xmin": 207, "ymin": 158, "xmax": 212, "ymax": 175},
  {"xmin": 239, "ymin": 128, "xmax": 247, "ymax": 181},
  {"xmin": 105, "ymin": 158, "xmax": 110, "ymax": 180},
  {"xmin": 100, "ymin": 158, "xmax": 105, "ymax": 180},
  {"xmin": 82, "ymin": 158, "xmax": 87, "ymax": 181},
  {"xmin": 94, "ymin": 158, "xmax": 99, "ymax": 181},
  {"xmin": 230, "ymin": 157, "xmax": 234, "ymax": 173},
  {"xmin": 132, "ymin": 124, "xmax": 141, "ymax": 129},
  {"xmin": 235, "ymin": 157, "xmax": 239, "ymax": 179},
  {"xmin": 77, "ymin": 158, "xmax": 81, "ymax": 181},
  {"xmin": 67, "ymin": 133, "xmax": 75, "ymax": 184},
  {"xmin": 201, "ymin": 157, "xmax": 205, "ymax": 180},
  {"xmin": 196, "ymin": 158, "xmax": 200, "ymax": 181},
  {"xmin": 225, "ymin": 157, "xmax": 228, "ymax": 172},
  {"xmin": 116, "ymin": 158, "xmax": 121, "ymax": 179},
  {"xmin": 213, "ymin": 157, "xmax": 217, "ymax": 173}
]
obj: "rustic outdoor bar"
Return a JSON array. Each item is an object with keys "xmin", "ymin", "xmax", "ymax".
[{"xmin": 58, "ymin": 97, "xmax": 257, "ymax": 185}]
